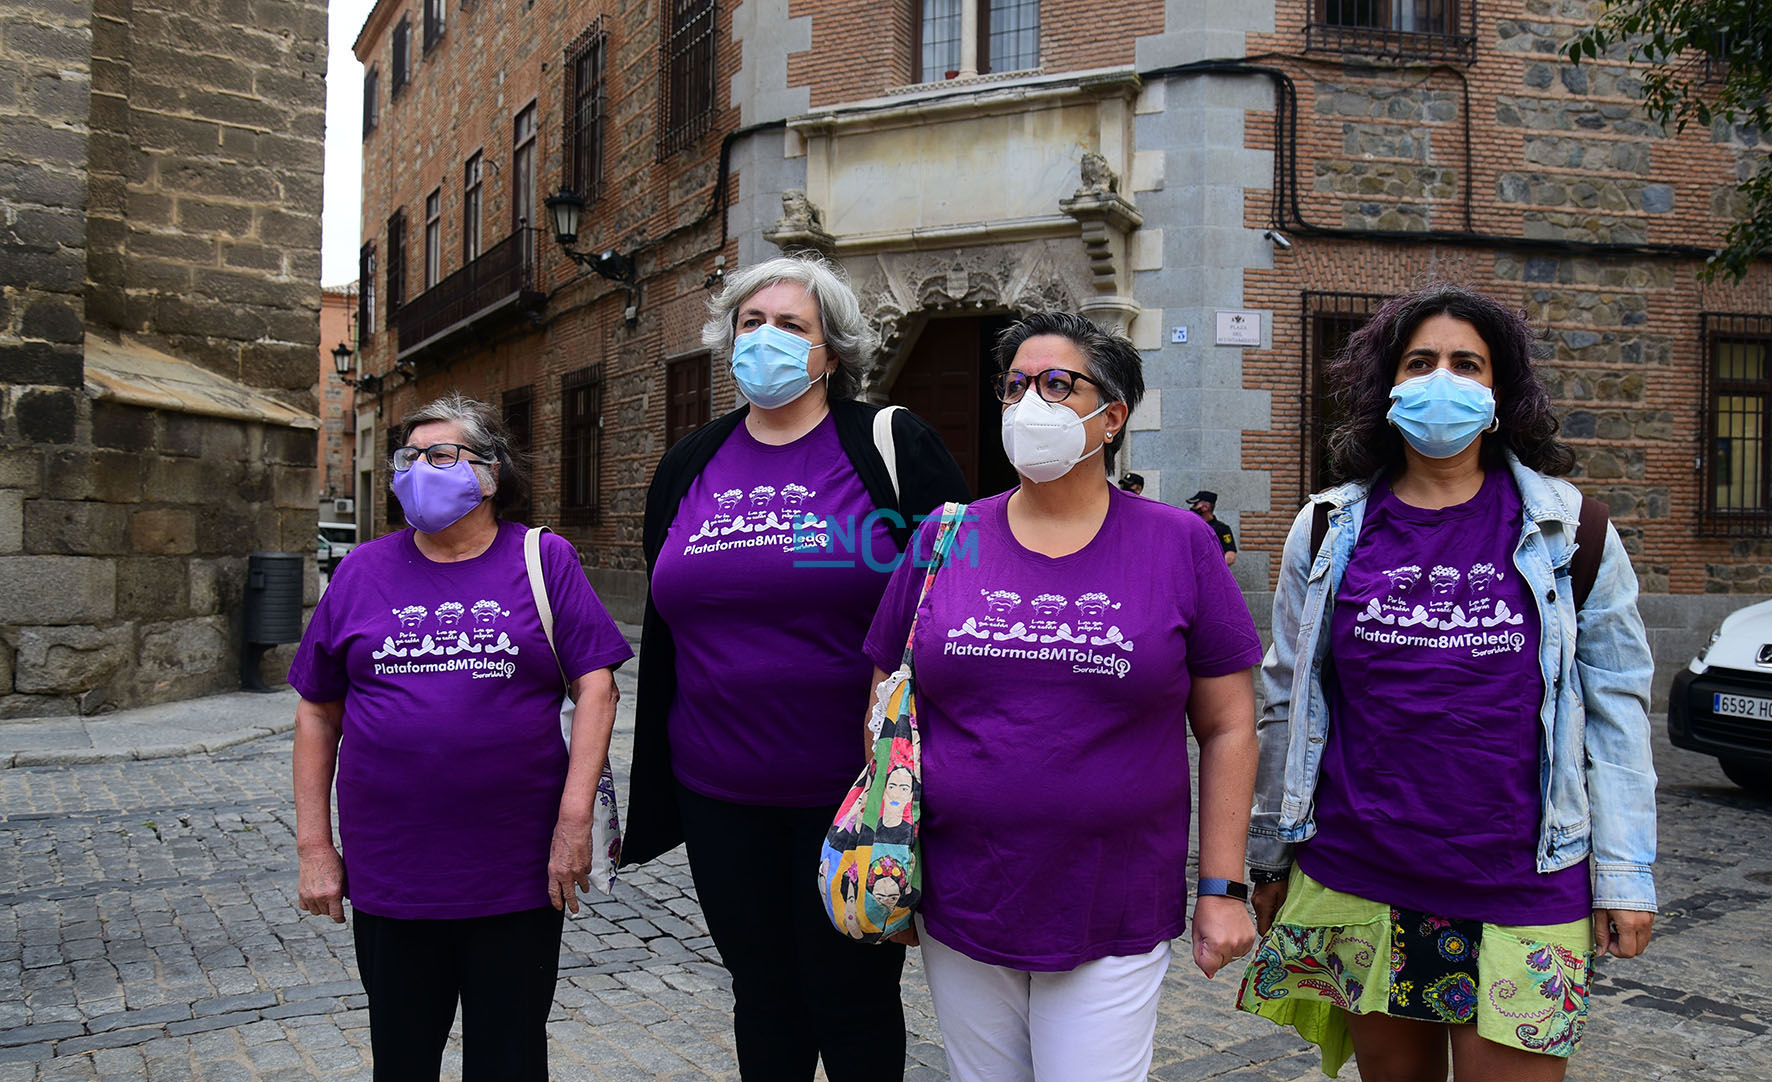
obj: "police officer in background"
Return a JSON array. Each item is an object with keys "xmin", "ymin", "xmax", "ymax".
[{"xmin": 1188, "ymin": 490, "xmax": 1236, "ymax": 567}]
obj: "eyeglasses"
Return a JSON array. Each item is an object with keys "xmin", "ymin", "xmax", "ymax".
[
  {"xmin": 991, "ymin": 368, "xmax": 1102, "ymax": 405},
  {"xmin": 390, "ymin": 443, "xmax": 495, "ymax": 472}
]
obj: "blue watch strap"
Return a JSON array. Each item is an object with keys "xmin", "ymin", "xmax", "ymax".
[{"xmin": 1197, "ymin": 877, "xmax": 1249, "ymax": 901}]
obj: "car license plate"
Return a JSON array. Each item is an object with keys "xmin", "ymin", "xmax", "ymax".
[{"xmin": 1713, "ymin": 692, "xmax": 1772, "ymax": 721}]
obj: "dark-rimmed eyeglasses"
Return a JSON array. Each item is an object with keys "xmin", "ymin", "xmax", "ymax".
[
  {"xmin": 390, "ymin": 443, "xmax": 495, "ymax": 472},
  {"xmin": 991, "ymin": 368, "xmax": 1102, "ymax": 405}
]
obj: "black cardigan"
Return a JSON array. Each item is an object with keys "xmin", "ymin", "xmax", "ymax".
[{"xmin": 620, "ymin": 399, "xmax": 971, "ymax": 867}]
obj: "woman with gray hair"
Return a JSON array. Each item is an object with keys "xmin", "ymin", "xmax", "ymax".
[
  {"xmin": 861, "ymin": 312, "xmax": 1261, "ymax": 1081},
  {"xmin": 291, "ymin": 392, "xmax": 633, "ymax": 1080},
  {"xmin": 624, "ymin": 253, "xmax": 967, "ymax": 1080}
]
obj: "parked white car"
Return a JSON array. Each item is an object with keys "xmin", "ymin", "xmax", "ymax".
[
  {"xmin": 1668, "ymin": 598, "xmax": 1772, "ymax": 794},
  {"xmin": 316, "ymin": 521, "xmax": 357, "ymax": 572}
]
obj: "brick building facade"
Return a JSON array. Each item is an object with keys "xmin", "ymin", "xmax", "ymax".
[
  {"xmin": 350, "ymin": 0, "xmax": 1768, "ymax": 701},
  {"xmin": 317, "ymin": 285, "xmax": 357, "ymax": 512},
  {"xmin": 0, "ymin": 0, "xmax": 327, "ymax": 716}
]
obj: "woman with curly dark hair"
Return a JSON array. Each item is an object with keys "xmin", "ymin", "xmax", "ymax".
[{"xmin": 1235, "ymin": 283, "xmax": 1658, "ymax": 1081}]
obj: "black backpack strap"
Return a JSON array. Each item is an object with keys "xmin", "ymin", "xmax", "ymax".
[
  {"xmin": 1309, "ymin": 501, "xmax": 1330, "ymax": 561},
  {"xmin": 1571, "ymin": 495, "xmax": 1609, "ymax": 612}
]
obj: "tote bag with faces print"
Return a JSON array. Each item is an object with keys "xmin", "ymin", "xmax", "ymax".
[{"xmin": 818, "ymin": 502, "xmax": 968, "ymax": 943}]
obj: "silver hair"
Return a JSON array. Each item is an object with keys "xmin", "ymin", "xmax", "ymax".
[
  {"xmin": 700, "ymin": 253, "xmax": 875, "ymax": 400},
  {"xmin": 394, "ymin": 392, "xmax": 529, "ymax": 513}
]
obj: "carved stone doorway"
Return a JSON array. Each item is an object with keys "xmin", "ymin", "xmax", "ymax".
[{"xmin": 886, "ymin": 313, "xmax": 1020, "ymax": 498}]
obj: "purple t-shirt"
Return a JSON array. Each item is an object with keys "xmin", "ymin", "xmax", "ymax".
[
  {"xmin": 864, "ymin": 486, "xmax": 1264, "ymax": 971},
  {"xmin": 288, "ymin": 521, "xmax": 633, "ymax": 919},
  {"xmin": 651, "ymin": 413, "xmax": 897, "ymax": 806},
  {"xmin": 1298, "ymin": 470, "xmax": 1592, "ymax": 923}
]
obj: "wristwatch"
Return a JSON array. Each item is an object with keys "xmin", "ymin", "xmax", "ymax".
[
  {"xmin": 1249, "ymin": 866, "xmax": 1291, "ymax": 885},
  {"xmin": 1196, "ymin": 877, "xmax": 1249, "ymax": 901}
]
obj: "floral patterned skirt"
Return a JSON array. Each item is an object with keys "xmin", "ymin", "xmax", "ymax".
[{"xmin": 1234, "ymin": 868, "xmax": 1593, "ymax": 1077}]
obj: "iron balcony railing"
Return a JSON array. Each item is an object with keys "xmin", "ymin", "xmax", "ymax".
[{"xmin": 394, "ymin": 231, "xmax": 538, "ymax": 360}]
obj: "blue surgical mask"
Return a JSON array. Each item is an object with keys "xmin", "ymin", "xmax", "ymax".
[
  {"xmin": 732, "ymin": 323, "xmax": 826, "ymax": 409},
  {"xmin": 1387, "ymin": 368, "xmax": 1497, "ymax": 459}
]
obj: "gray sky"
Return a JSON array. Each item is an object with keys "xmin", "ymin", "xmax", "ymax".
[{"xmin": 322, "ymin": 0, "xmax": 378, "ymax": 287}]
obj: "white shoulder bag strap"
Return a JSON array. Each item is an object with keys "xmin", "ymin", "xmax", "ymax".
[
  {"xmin": 873, "ymin": 404, "xmax": 905, "ymax": 507},
  {"xmin": 523, "ymin": 526, "xmax": 566, "ymax": 685},
  {"xmin": 523, "ymin": 525, "xmax": 624, "ymax": 894}
]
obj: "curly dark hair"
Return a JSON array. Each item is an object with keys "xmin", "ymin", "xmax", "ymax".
[
  {"xmin": 993, "ymin": 311, "xmax": 1146, "ymax": 471},
  {"xmin": 1324, "ymin": 283, "xmax": 1574, "ymax": 481}
]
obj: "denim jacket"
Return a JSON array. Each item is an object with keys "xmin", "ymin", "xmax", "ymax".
[{"xmin": 1248, "ymin": 453, "xmax": 1658, "ymax": 913}]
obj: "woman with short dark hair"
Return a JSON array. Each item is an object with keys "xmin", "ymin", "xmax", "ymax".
[
  {"xmin": 1237, "ymin": 283, "xmax": 1658, "ymax": 1082},
  {"xmin": 291, "ymin": 392, "xmax": 633, "ymax": 1080},
  {"xmin": 863, "ymin": 311, "xmax": 1262, "ymax": 1081},
  {"xmin": 625, "ymin": 253, "xmax": 967, "ymax": 1080}
]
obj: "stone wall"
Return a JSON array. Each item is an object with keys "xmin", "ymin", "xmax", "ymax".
[
  {"xmin": 0, "ymin": 0, "xmax": 326, "ymax": 716},
  {"xmin": 0, "ymin": 0, "xmax": 92, "ymax": 405},
  {"xmin": 1, "ymin": 404, "xmax": 318, "ymax": 718}
]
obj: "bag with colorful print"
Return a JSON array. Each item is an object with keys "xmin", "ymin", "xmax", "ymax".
[
  {"xmin": 525, "ymin": 526, "xmax": 622, "ymax": 894},
  {"xmin": 818, "ymin": 502, "xmax": 968, "ymax": 942}
]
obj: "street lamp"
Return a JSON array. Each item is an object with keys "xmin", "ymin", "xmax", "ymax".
[
  {"xmin": 331, "ymin": 341, "xmax": 381, "ymax": 394},
  {"xmin": 545, "ymin": 186, "xmax": 640, "ymax": 320}
]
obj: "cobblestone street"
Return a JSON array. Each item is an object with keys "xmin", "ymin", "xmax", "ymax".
[{"xmin": 2, "ymin": 672, "xmax": 1768, "ymax": 1080}]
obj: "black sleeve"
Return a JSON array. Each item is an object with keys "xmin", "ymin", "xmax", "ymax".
[{"xmin": 892, "ymin": 408, "xmax": 971, "ymax": 523}]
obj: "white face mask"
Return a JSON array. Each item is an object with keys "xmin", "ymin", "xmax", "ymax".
[{"xmin": 1000, "ymin": 394, "xmax": 1109, "ymax": 484}]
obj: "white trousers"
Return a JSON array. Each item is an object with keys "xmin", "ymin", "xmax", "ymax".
[{"xmin": 918, "ymin": 919, "xmax": 1171, "ymax": 1082}]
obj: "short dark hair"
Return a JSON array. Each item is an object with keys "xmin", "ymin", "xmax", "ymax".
[
  {"xmin": 396, "ymin": 392, "xmax": 532, "ymax": 517},
  {"xmin": 1325, "ymin": 283, "xmax": 1573, "ymax": 481},
  {"xmin": 993, "ymin": 311, "xmax": 1145, "ymax": 470}
]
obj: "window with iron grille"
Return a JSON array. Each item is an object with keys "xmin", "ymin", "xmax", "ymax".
[
  {"xmin": 503, "ymin": 385, "xmax": 535, "ymax": 525},
  {"xmin": 666, "ymin": 354, "xmax": 711, "ymax": 448},
  {"xmin": 658, "ymin": 0, "xmax": 716, "ymax": 160},
  {"xmin": 362, "ymin": 65, "xmax": 378, "ymax": 138},
  {"xmin": 424, "ymin": 188, "xmax": 441, "ymax": 290},
  {"xmin": 391, "ymin": 17, "xmax": 410, "ymax": 98},
  {"xmin": 386, "ymin": 210, "xmax": 406, "ymax": 311},
  {"xmin": 423, "ymin": 0, "xmax": 445, "ymax": 54},
  {"xmin": 463, "ymin": 152, "xmax": 483, "ymax": 262},
  {"xmin": 565, "ymin": 21, "xmax": 608, "ymax": 199},
  {"xmin": 561, "ymin": 365, "xmax": 605, "ymax": 526},
  {"xmin": 915, "ymin": 0, "xmax": 1040, "ymax": 82},
  {"xmin": 1302, "ymin": 291, "xmax": 1391, "ymax": 497},
  {"xmin": 1703, "ymin": 30, "xmax": 1732, "ymax": 83},
  {"xmin": 1701, "ymin": 313, "xmax": 1772, "ymax": 536},
  {"xmin": 358, "ymin": 243, "xmax": 377, "ymax": 335},
  {"xmin": 1306, "ymin": 0, "xmax": 1475, "ymax": 63}
]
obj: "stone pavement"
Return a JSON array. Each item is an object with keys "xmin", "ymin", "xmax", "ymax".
[{"xmin": 1, "ymin": 640, "xmax": 1769, "ymax": 1079}]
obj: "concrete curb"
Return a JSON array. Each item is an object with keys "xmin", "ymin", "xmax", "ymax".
[{"xmin": 5, "ymin": 719, "xmax": 298, "ymax": 768}]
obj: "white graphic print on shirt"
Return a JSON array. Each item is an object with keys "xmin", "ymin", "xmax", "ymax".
[
  {"xmin": 943, "ymin": 589, "xmax": 1136, "ymax": 679},
  {"xmin": 680, "ymin": 482, "xmax": 830, "ymax": 557},
  {"xmin": 371, "ymin": 597, "xmax": 521, "ymax": 679},
  {"xmin": 1352, "ymin": 559, "xmax": 1527, "ymax": 656}
]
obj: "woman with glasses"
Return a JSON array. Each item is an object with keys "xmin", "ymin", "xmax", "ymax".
[
  {"xmin": 1236, "ymin": 284, "xmax": 1656, "ymax": 1082},
  {"xmin": 290, "ymin": 393, "xmax": 633, "ymax": 1081},
  {"xmin": 862, "ymin": 312, "xmax": 1263, "ymax": 1082},
  {"xmin": 625, "ymin": 253, "xmax": 967, "ymax": 1081}
]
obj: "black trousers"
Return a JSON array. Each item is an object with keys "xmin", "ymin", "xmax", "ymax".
[
  {"xmin": 353, "ymin": 905, "xmax": 565, "ymax": 1082},
  {"xmin": 677, "ymin": 783, "xmax": 907, "ymax": 1082}
]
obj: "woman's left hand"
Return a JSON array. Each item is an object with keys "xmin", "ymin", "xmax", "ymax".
[
  {"xmin": 548, "ymin": 814, "xmax": 593, "ymax": 915},
  {"xmin": 1594, "ymin": 908, "xmax": 1653, "ymax": 958},
  {"xmin": 1191, "ymin": 895, "xmax": 1257, "ymax": 978}
]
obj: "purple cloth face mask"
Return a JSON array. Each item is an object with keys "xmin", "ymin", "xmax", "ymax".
[{"xmin": 392, "ymin": 459, "xmax": 488, "ymax": 533}]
